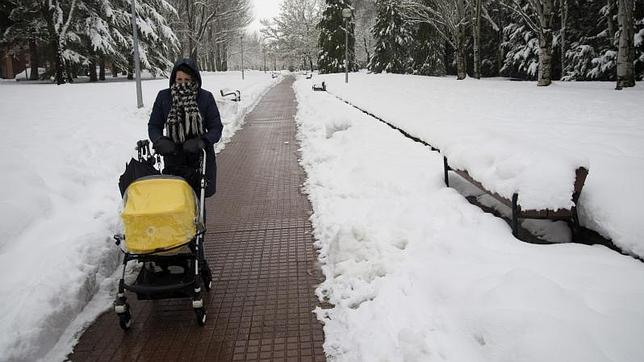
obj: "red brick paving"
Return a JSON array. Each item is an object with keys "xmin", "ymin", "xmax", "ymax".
[{"xmin": 68, "ymin": 77, "xmax": 326, "ymax": 361}]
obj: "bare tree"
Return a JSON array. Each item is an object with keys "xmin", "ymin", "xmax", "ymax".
[
  {"xmin": 260, "ymin": 0, "xmax": 323, "ymax": 71},
  {"xmin": 353, "ymin": 0, "xmax": 377, "ymax": 67},
  {"xmin": 170, "ymin": 0, "xmax": 251, "ymax": 62}
]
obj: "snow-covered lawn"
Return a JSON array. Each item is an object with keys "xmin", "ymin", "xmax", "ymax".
[
  {"xmin": 0, "ymin": 71, "xmax": 279, "ymax": 362},
  {"xmin": 294, "ymin": 76, "xmax": 644, "ymax": 361},
  {"xmin": 310, "ymin": 73, "xmax": 644, "ymax": 257}
]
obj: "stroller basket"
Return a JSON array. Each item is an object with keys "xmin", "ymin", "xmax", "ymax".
[{"xmin": 121, "ymin": 176, "xmax": 198, "ymax": 254}]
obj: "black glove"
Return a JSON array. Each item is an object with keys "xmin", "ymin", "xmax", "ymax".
[
  {"xmin": 183, "ymin": 137, "xmax": 206, "ymax": 153},
  {"xmin": 153, "ymin": 136, "xmax": 176, "ymax": 155}
]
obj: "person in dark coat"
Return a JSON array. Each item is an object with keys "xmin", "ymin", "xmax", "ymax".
[{"xmin": 148, "ymin": 58, "xmax": 223, "ymax": 198}]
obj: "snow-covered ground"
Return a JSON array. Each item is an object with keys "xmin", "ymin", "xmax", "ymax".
[
  {"xmin": 308, "ymin": 73, "xmax": 644, "ymax": 258},
  {"xmin": 293, "ymin": 76, "xmax": 644, "ymax": 362},
  {"xmin": 0, "ymin": 71, "xmax": 279, "ymax": 362}
]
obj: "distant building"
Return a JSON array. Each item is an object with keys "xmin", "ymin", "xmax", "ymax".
[{"xmin": 1, "ymin": 45, "xmax": 28, "ymax": 79}]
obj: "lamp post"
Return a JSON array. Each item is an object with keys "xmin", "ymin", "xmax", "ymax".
[
  {"xmin": 131, "ymin": 0, "xmax": 143, "ymax": 108},
  {"xmin": 342, "ymin": 8, "xmax": 351, "ymax": 84},
  {"xmin": 240, "ymin": 35, "xmax": 245, "ymax": 80}
]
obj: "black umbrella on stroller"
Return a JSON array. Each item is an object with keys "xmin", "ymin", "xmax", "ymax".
[{"xmin": 118, "ymin": 141, "xmax": 160, "ymax": 196}]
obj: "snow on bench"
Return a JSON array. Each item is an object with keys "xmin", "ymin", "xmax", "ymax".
[
  {"xmin": 220, "ymin": 88, "xmax": 241, "ymax": 102},
  {"xmin": 443, "ymin": 151, "xmax": 588, "ymax": 241},
  {"xmin": 312, "ymin": 81, "xmax": 326, "ymax": 91},
  {"xmin": 322, "ymin": 81, "xmax": 590, "ymax": 242}
]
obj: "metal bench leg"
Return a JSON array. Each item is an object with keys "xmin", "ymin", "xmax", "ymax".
[
  {"xmin": 511, "ymin": 193, "xmax": 519, "ymax": 237},
  {"xmin": 443, "ymin": 156, "xmax": 449, "ymax": 187}
]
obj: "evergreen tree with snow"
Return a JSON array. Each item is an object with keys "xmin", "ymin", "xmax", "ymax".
[
  {"xmin": 317, "ymin": 0, "xmax": 357, "ymax": 74},
  {"xmin": 410, "ymin": 22, "xmax": 445, "ymax": 76},
  {"xmin": 369, "ymin": 0, "xmax": 413, "ymax": 73}
]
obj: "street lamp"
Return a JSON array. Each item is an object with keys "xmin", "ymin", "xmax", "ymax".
[
  {"xmin": 131, "ymin": 0, "xmax": 143, "ymax": 108},
  {"xmin": 342, "ymin": 8, "xmax": 352, "ymax": 84},
  {"xmin": 240, "ymin": 35, "xmax": 245, "ymax": 80}
]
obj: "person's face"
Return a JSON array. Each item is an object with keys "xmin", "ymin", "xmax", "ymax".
[{"xmin": 175, "ymin": 70, "xmax": 192, "ymax": 85}]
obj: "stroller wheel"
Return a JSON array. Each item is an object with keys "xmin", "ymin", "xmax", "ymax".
[
  {"xmin": 194, "ymin": 307, "xmax": 207, "ymax": 326},
  {"xmin": 118, "ymin": 309, "xmax": 132, "ymax": 330}
]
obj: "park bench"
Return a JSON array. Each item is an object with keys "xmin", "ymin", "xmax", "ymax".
[
  {"xmin": 312, "ymin": 81, "xmax": 326, "ymax": 91},
  {"xmin": 443, "ymin": 156, "xmax": 589, "ymax": 241},
  {"xmin": 220, "ymin": 89, "xmax": 241, "ymax": 102},
  {"xmin": 319, "ymin": 86, "xmax": 592, "ymax": 243}
]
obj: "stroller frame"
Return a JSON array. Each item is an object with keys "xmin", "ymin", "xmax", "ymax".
[{"xmin": 113, "ymin": 140, "xmax": 212, "ymax": 329}]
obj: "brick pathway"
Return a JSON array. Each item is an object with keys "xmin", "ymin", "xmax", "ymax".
[{"xmin": 69, "ymin": 77, "xmax": 326, "ymax": 361}]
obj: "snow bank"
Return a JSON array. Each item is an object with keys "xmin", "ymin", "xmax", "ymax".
[
  {"xmin": 293, "ymin": 77, "xmax": 644, "ymax": 362},
  {"xmin": 313, "ymin": 73, "xmax": 644, "ymax": 257},
  {"xmin": 0, "ymin": 71, "xmax": 278, "ymax": 362}
]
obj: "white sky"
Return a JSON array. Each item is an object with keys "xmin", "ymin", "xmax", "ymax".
[{"xmin": 247, "ymin": 0, "xmax": 284, "ymax": 34}]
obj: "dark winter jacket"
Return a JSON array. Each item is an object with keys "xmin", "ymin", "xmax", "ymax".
[
  {"xmin": 148, "ymin": 58, "xmax": 223, "ymax": 148},
  {"xmin": 148, "ymin": 58, "xmax": 223, "ymax": 196}
]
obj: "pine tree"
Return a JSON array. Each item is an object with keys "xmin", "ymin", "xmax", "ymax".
[
  {"xmin": 317, "ymin": 0, "xmax": 356, "ymax": 74},
  {"xmin": 369, "ymin": 0, "xmax": 413, "ymax": 73}
]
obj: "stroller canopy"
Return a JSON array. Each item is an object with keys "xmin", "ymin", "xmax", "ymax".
[{"xmin": 121, "ymin": 177, "xmax": 197, "ymax": 254}]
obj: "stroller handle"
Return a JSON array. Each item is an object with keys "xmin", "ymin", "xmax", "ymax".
[{"xmin": 198, "ymin": 149, "xmax": 206, "ymax": 226}]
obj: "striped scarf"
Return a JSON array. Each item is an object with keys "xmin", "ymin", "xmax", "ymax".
[{"xmin": 166, "ymin": 82, "xmax": 203, "ymax": 143}]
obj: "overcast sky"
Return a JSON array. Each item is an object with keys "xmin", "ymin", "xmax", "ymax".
[{"xmin": 247, "ymin": 0, "xmax": 284, "ymax": 34}]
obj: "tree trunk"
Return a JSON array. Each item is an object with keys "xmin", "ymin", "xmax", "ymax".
[
  {"xmin": 112, "ymin": 63, "xmax": 118, "ymax": 77},
  {"xmin": 46, "ymin": 21, "xmax": 65, "ymax": 84},
  {"xmin": 538, "ymin": 30, "xmax": 553, "ymax": 86},
  {"xmin": 473, "ymin": 0, "xmax": 482, "ymax": 79},
  {"xmin": 191, "ymin": 47, "xmax": 199, "ymax": 62},
  {"xmin": 560, "ymin": 0, "xmax": 568, "ymax": 76},
  {"xmin": 616, "ymin": 0, "xmax": 635, "ymax": 89},
  {"xmin": 65, "ymin": 61, "xmax": 74, "ymax": 83},
  {"xmin": 537, "ymin": 0, "xmax": 554, "ymax": 86},
  {"xmin": 456, "ymin": 0, "xmax": 467, "ymax": 80},
  {"xmin": 89, "ymin": 59, "xmax": 97, "ymax": 82},
  {"xmin": 221, "ymin": 42, "xmax": 228, "ymax": 71},
  {"xmin": 606, "ymin": 0, "xmax": 617, "ymax": 43},
  {"xmin": 209, "ymin": 50, "xmax": 215, "ymax": 71},
  {"xmin": 363, "ymin": 36, "xmax": 370, "ymax": 67},
  {"xmin": 127, "ymin": 56, "xmax": 134, "ymax": 80},
  {"xmin": 29, "ymin": 39, "xmax": 39, "ymax": 80},
  {"xmin": 99, "ymin": 56, "xmax": 105, "ymax": 80}
]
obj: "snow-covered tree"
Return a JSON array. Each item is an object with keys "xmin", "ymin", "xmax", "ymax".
[
  {"xmin": 503, "ymin": 0, "xmax": 558, "ymax": 86},
  {"xmin": 410, "ymin": 21, "xmax": 446, "ymax": 75},
  {"xmin": 317, "ymin": 0, "xmax": 357, "ymax": 73},
  {"xmin": 401, "ymin": 0, "xmax": 470, "ymax": 80},
  {"xmin": 500, "ymin": 21, "xmax": 539, "ymax": 79},
  {"xmin": 369, "ymin": 0, "xmax": 414, "ymax": 73},
  {"xmin": 3, "ymin": 0, "xmax": 47, "ymax": 80}
]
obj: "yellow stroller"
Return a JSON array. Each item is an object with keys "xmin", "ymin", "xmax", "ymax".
[{"xmin": 113, "ymin": 140, "xmax": 212, "ymax": 329}]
